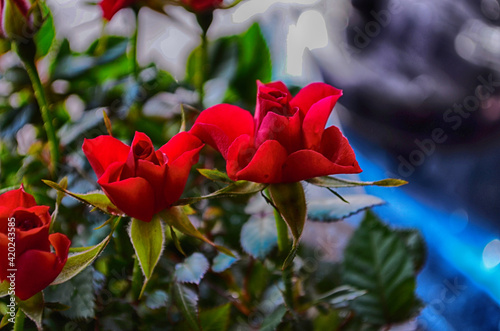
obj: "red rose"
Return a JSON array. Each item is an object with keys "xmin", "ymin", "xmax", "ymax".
[
  {"xmin": 0, "ymin": 186, "xmax": 71, "ymax": 300},
  {"xmin": 99, "ymin": 0, "xmax": 136, "ymax": 20},
  {"xmin": 181, "ymin": 0, "xmax": 223, "ymax": 12},
  {"xmin": 83, "ymin": 131, "xmax": 203, "ymax": 222},
  {"xmin": 190, "ymin": 81, "xmax": 362, "ymax": 183}
]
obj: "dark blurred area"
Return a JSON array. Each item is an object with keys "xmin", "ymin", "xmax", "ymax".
[
  {"xmin": 304, "ymin": 0, "xmax": 500, "ymax": 329},
  {"xmin": 319, "ymin": 0, "xmax": 500, "ymax": 228}
]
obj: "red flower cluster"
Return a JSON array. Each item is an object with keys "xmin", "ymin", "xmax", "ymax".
[
  {"xmin": 0, "ymin": 187, "xmax": 70, "ymax": 300},
  {"xmin": 83, "ymin": 131, "xmax": 203, "ymax": 222},
  {"xmin": 190, "ymin": 81, "xmax": 361, "ymax": 183}
]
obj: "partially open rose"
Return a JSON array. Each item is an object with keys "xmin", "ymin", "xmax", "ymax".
[
  {"xmin": 83, "ymin": 131, "xmax": 203, "ymax": 222},
  {"xmin": 190, "ymin": 81, "xmax": 362, "ymax": 183},
  {"xmin": 0, "ymin": 186, "xmax": 70, "ymax": 300}
]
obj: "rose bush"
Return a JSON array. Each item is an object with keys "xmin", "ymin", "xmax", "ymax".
[
  {"xmin": 0, "ymin": 187, "xmax": 70, "ymax": 301},
  {"xmin": 181, "ymin": 0, "xmax": 223, "ymax": 12},
  {"xmin": 190, "ymin": 81, "xmax": 362, "ymax": 183},
  {"xmin": 83, "ymin": 131, "xmax": 203, "ymax": 222}
]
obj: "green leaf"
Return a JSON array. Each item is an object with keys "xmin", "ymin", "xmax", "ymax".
[
  {"xmin": 45, "ymin": 267, "xmax": 95, "ymax": 320},
  {"xmin": 313, "ymin": 285, "xmax": 367, "ymax": 308},
  {"xmin": 229, "ymin": 23, "xmax": 272, "ymax": 105},
  {"xmin": 33, "ymin": 2, "xmax": 55, "ymax": 59},
  {"xmin": 307, "ymin": 195, "xmax": 385, "ymax": 222},
  {"xmin": 175, "ymin": 253, "xmax": 210, "ymax": 285},
  {"xmin": 128, "ymin": 216, "xmax": 165, "ymax": 298},
  {"xmin": 307, "ymin": 176, "xmax": 408, "ymax": 188},
  {"xmin": 172, "ymin": 283, "xmax": 200, "ymax": 331},
  {"xmin": 0, "ymin": 313, "xmax": 10, "ymax": 328},
  {"xmin": 44, "ymin": 302, "xmax": 70, "ymax": 311},
  {"xmin": 268, "ymin": 182, "xmax": 306, "ymax": 247},
  {"xmin": 160, "ymin": 207, "xmax": 234, "ymax": 257},
  {"xmin": 212, "ymin": 252, "xmax": 238, "ymax": 273},
  {"xmin": 176, "ymin": 180, "xmax": 266, "ymax": 206},
  {"xmin": 52, "ymin": 227, "xmax": 114, "ymax": 285},
  {"xmin": 259, "ymin": 305, "xmax": 287, "ymax": 331},
  {"xmin": 49, "ymin": 177, "xmax": 68, "ymax": 232},
  {"xmin": 145, "ymin": 290, "xmax": 169, "ymax": 310},
  {"xmin": 186, "ymin": 45, "xmax": 204, "ymax": 91},
  {"xmin": 313, "ymin": 310, "xmax": 341, "ymax": 331},
  {"xmin": 199, "ymin": 303, "xmax": 231, "ymax": 331},
  {"xmin": 396, "ymin": 229, "xmax": 426, "ymax": 273},
  {"xmin": 17, "ymin": 292, "xmax": 43, "ymax": 330},
  {"xmin": 198, "ymin": 168, "xmax": 232, "ymax": 183},
  {"xmin": 0, "ymin": 281, "xmax": 9, "ymax": 297},
  {"xmin": 42, "ymin": 180, "xmax": 123, "ymax": 215},
  {"xmin": 240, "ymin": 214, "xmax": 277, "ymax": 259},
  {"xmin": 342, "ymin": 211, "xmax": 421, "ymax": 326}
]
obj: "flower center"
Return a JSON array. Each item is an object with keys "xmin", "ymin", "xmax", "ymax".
[{"xmin": 13, "ymin": 210, "xmax": 42, "ymax": 231}]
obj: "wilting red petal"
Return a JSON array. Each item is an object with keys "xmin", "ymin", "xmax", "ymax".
[
  {"xmin": 282, "ymin": 149, "xmax": 361, "ymax": 183},
  {"xmin": 190, "ymin": 104, "xmax": 254, "ymax": 158},
  {"xmin": 302, "ymin": 95, "xmax": 342, "ymax": 150},
  {"xmin": 99, "ymin": 175, "xmax": 156, "ymax": 222},
  {"xmin": 83, "ymin": 136, "xmax": 130, "ymax": 178},
  {"xmin": 14, "ymin": 233, "xmax": 70, "ymax": 301},
  {"xmin": 290, "ymin": 82, "xmax": 342, "ymax": 117},
  {"xmin": 0, "ymin": 186, "xmax": 36, "ymax": 210},
  {"xmin": 232, "ymin": 140, "xmax": 288, "ymax": 183}
]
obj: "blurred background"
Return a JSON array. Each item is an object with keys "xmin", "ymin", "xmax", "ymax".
[{"xmin": 18, "ymin": 0, "xmax": 500, "ymax": 329}]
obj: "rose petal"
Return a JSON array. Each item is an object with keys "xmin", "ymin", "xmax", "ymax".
[
  {"xmin": 159, "ymin": 131, "xmax": 203, "ymax": 162},
  {"xmin": 83, "ymin": 136, "xmax": 130, "ymax": 178},
  {"xmin": 14, "ymin": 233, "xmax": 70, "ymax": 301},
  {"xmin": 232, "ymin": 140, "xmax": 288, "ymax": 183},
  {"xmin": 0, "ymin": 186, "xmax": 36, "ymax": 210},
  {"xmin": 135, "ymin": 160, "xmax": 169, "ymax": 210},
  {"xmin": 320, "ymin": 126, "xmax": 362, "ymax": 172},
  {"xmin": 282, "ymin": 149, "xmax": 362, "ymax": 183},
  {"xmin": 100, "ymin": 0, "xmax": 135, "ymax": 20},
  {"xmin": 164, "ymin": 144, "xmax": 204, "ymax": 206},
  {"xmin": 0, "ymin": 233, "xmax": 8, "ymax": 281},
  {"xmin": 190, "ymin": 104, "xmax": 254, "ymax": 158},
  {"xmin": 99, "ymin": 176, "xmax": 156, "ymax": 222},
  {"xmin": 290, "ymin": 82, "xmax": 342, "ymax": 117},
  {"xmin": 255, "ymin": 110, "xmax": 302, "ymax": 154},
  {"xmin": 255, "ymin": 81, "xmax": 293, "ymax": 127},
  {"xmin": 302, "ymin": 95, "xmax": 342, "ymax": 150}
]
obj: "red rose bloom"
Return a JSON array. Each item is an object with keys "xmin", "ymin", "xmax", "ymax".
[
  {"xmin": 0, "ymin": 187, "xmax": 71, "ymax": 300},
  {"xmin": 99, "ymin": 0, "xmax": 136, "ymax": 20},
  {"xmin": 181, "ymin": 0, "xmax": 223, "ymax": 12},
  {"xmin": 190, "ymin": 81, "xmax": 362, "ymax": 183},
  {"xmin": 83, "ymin": 131, "xmax": 203, "ymax": 222}
]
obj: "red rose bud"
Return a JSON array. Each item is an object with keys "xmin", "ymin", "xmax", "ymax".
[
  {"xmin": 0, "ymin": 186, "xmax": 71, "ymax": 300},
  {"xmin": 99, "ymin": 0, "xmax": 137, "ymax": 20},
  {"xmin": 0, "ymin": 0, "xmax": 40, "ymax": 41},
  {"xmin": 181, "ymin": 0, "xmax": 223, "ymax": 13},
  {"xmin": 191, "ymin": 81, "xmax": 362, "ymax": 184},
  {"xmin": 82, "ymin": 131, "xmax": 204, "ymax": 222}
]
